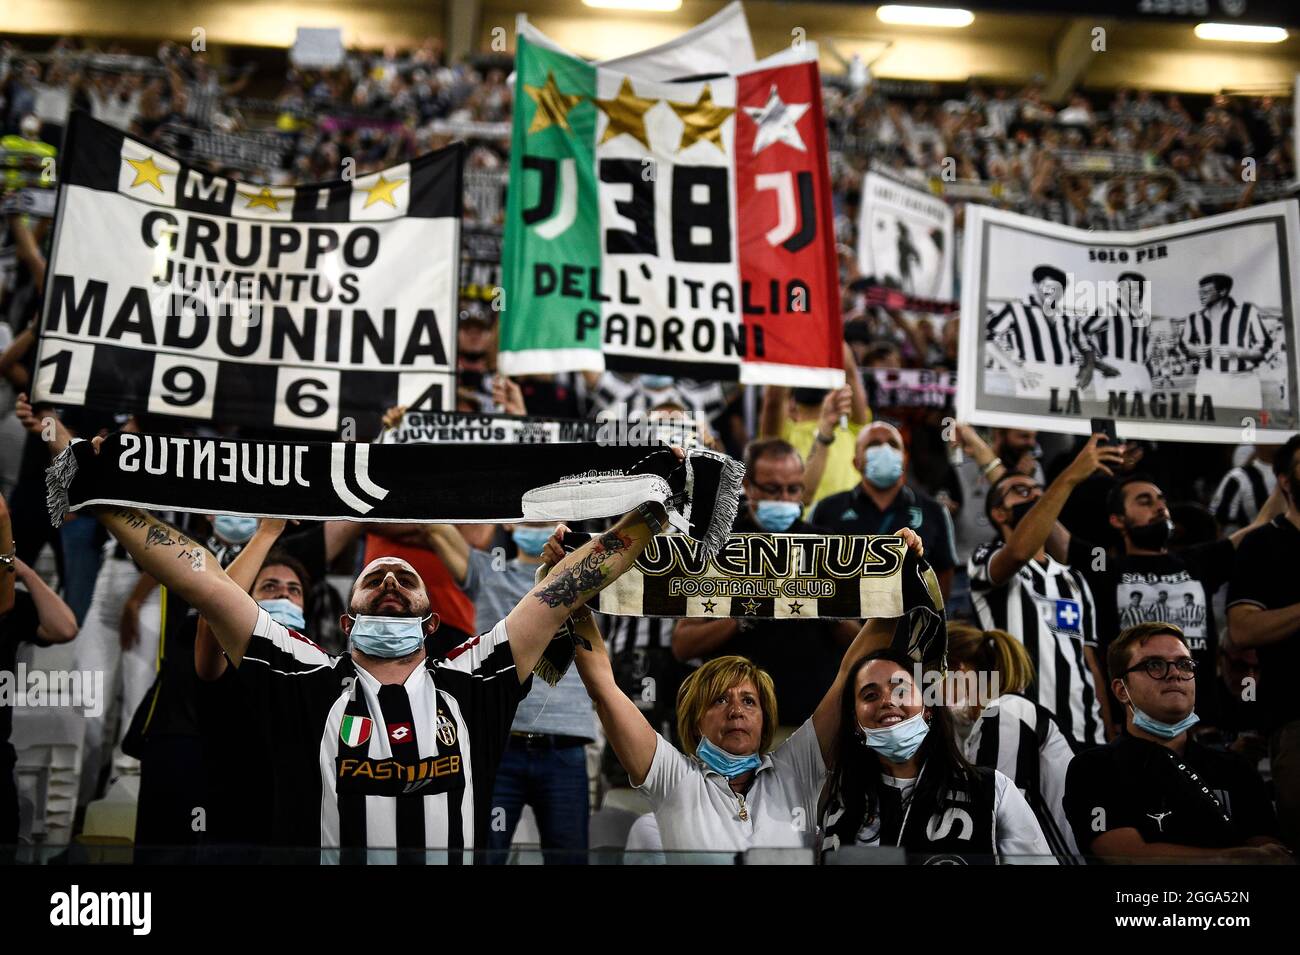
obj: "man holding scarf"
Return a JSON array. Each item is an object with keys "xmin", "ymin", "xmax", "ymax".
[{"xmin": 19, "ymin": 401, "xmax": 678, "ymax": 861}]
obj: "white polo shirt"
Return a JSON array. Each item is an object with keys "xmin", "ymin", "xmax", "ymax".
[{"xmin": 635, "ymin": 718, "xmax": 827, "ymax": 854}]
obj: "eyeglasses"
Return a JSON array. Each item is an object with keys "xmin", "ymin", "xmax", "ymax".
[
  {"xmin": 752, "ymin": 482, "xmax": 805, "ymax": 497},
  {"xmin": 1124, "ymin": 657, "xmax": 1197, "ymax": 680},
  {"xmin": 994, "ymin": 483, "xmax": 1040, "ymax": 509},
  {"xmin": 1001, "ymin": 483, "xmax": 1039, "ymax": 499}
]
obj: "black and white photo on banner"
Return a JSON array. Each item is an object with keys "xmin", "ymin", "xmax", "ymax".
[
  {"xmin": 856, "ymin": 170, "xmax": 955, "ymax": 301},
  {"xmin": 31, "ymin": 112, "xmax": 462, "ymax": 437},
  {"xmin": 957, "ymin": 201, "xmax": 1300, "ymax": 443}
]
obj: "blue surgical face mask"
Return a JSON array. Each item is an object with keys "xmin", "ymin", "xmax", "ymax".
[
  {"xmin": 213, "ymin": 515, "xmax": 258, "ymax": 544},
  {"xmin": 641, "ymin": 374, "xmax": 675, "ymax": 390},
  {"xmin": 695, "ymin": 736, "xmax": 762, "ymax": 778},
  {"xmin": 258, "ymin": 598, "xmax": 305, "ymax": 631},
  {"xmin": 858, "ymin": 711, "xmax": 930, "ymax": 763},
  {"xmin": 512, "ymin": 527, "xmax": 552, "ymax": 557},
  {"xmin": 864, "ymin": 444, "xmax": 905, "ymax": 489},
  {"xmin": 1126, "ymin": 686, "xmax": 1200, "ymax": 739},
  {"xmin": 754, "ymin": 499, "xmax": 801, "ymax": 532},
  {"xmin": 347, "ymin": 614, "xmax": 430, "ymax": 658}
]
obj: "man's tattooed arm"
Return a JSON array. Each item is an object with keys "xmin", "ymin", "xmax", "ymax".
[
  {"xmin": 534, "ymin": 530, "xmax": 632, "ymax": 609},
  {"xmin": 91, "ymin": 504, "xmax": 258, "ymax": 665},
  {"xmin": 507, "ymin": 509, "xmax": 662, "ymax": 685}
]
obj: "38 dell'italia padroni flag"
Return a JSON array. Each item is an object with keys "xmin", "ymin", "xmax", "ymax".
[
  {"xmin": 33, "ymin": 112, "xmax": 462, "ymax": 435},
  {"xmin": 499, "ymin": 27, "xmax": 845, "ymax": 387}
]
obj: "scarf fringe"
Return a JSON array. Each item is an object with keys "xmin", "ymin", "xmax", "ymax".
[
  {"xmin": 45, "ymin": 442, "xmax": 82, "ymax": 529},
  {"xmin": 697, "ymin": 450, "xmax": 743, "ymax": 561}
]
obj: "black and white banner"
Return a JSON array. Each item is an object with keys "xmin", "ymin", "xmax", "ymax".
[
  {"xmin": 857, "ymin": 171, "xmax": 954, "ymax": 300},
  {"xmin": 958, "ymin": 202, "xmax": 1300, "ymax": 443},
  {"xmin": 384, "ymin": 408, "xmax": 700, "ymax": 447},
  {"xmin": 383, "ymin": 410, "xmax": 601, "ymax": 445},
  {"xmin": 33, "ymin": 111, "xmax": 462, "ymax": 435}
]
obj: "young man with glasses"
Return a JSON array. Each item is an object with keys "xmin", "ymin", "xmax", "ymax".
[
  {"xmin": 1063, "ymin": 623, "xmax": 1288, "ymax": 861},
  {"xmin": 969, "ymin": 435, "xmax": 1123, "ymax": 747}
]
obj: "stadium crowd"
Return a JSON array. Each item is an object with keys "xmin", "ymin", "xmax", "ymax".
[{"xmin": 0, "ymin": 35, "xmax": 1298, "ymax": 864}]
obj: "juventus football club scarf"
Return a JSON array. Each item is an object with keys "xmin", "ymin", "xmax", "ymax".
[
  {"xmin": 45, "ymin": 434, "xmax": 742, "ymax": 554},
  {"xmin": 532, "ymin": 531, "xmax": 947, "ymax": 684}
]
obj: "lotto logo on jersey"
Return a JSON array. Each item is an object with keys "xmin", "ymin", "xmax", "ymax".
[
  {"xmin": 339, "ymin": 715, "xmax": 373, "ymax": 747},
  {"xmin": 1052, "ymin": 599, "xmax": 1082, "ymax": 635},
  {"xmin": 387, "ymin": 722, "xmax": 413, "ymax": 744}
]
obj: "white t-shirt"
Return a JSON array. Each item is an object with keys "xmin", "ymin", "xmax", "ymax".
[
  {"xmin": 850, "ymin": 770, "xmax": 1056, "ymax": 864},
  {"xmin": 624, "ymin": 813, "xmax": 664, "ymax": 865},
  {"xmin": 636, "ymin": 718, "xmax": 827, "ymax": 854}
]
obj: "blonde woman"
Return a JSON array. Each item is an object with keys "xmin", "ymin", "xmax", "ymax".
[
  {"xmin": 947, "ymin": 624, "xmax": 1079, "ymax": 860},
  {"xmin": 545, "ymin": 527, "xmax": 925, "ymax": 855}
]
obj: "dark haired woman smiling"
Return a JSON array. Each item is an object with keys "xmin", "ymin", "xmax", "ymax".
[{"xmin": 819, "ymin": 650, "xmax": 1055, "ymax": 864}]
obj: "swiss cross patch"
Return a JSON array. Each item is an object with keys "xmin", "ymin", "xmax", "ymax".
[
  {"xmin": 387, "ymin": 722, "xmax": 414, "ymax": 744},
  {"xmin": 1051, "ymin": 598, "xmax": 1082, "ymax": 635}
]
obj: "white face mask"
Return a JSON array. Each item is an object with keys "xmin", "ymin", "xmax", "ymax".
[{"xmin": 347, "ymin": 614, "xmax": 430, "ymax": 658}]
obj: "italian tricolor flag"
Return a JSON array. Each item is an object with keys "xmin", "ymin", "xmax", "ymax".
[
  {"xmin": 499, "ymin": 26, "xmax": 844, "ymax": 388},
  {"xmin": 339, "ymin": 714, "xmax": 372, "ymax": 747}
]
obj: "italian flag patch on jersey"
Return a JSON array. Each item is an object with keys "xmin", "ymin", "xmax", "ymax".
[{"xmin": 340, "ymin": 715, "xmax": 373, "ymax": 747}]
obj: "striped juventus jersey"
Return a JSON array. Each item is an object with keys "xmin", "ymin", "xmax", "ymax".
[
  {"xmin": 968, "ymin": 542, "xmax": 1105, "ymax": 747},
  {"xmin": 1211, "ymin": 460, "xmax": 1275, "ymax": 533},
  {"xmin": 986, "ymin": 299, "xmax": 1085, "ymax": 367},
  {"xmin": 237, "ymin": 609, "xmax": 524, "ymax": 862},
  {"xmin": 1079, "ymin": 310, "xmax": 1150, "ymax": 365},
  {"xmin": 1179, "ymin": 299, "xmax": 1272, "ymax": 373},
  {"xmin": 962, "ymin": 693, "xmax": 1080, "ymax": 861}
]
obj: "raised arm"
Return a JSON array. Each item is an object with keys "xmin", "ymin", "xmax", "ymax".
[
  {"xmin": 759, "ymin": 385, "xmax": 789, "ymax": 439},
  {"xmin": 1228, "ymin": 483, "xmax": 1285, "ymax": 548},
  {"xmin": 571, "ymin": 609, "xmax": 659, "ymax": 786},
  {"xmin": 17, "ymin": 393, "xmax": 261, "ymax": 664},
  {"xmin": 196, "ymin": 518, "xmax": 286, "ymax": 680},
  {"xmin": 988, "ymin": 435, "xmax": 1120, "ymax": 587},
  {"xmin": 422, "ymin": 524, "xmax": 472, "ymax": 586},
  {"xmin": 810, "ymin": 528, "xmax": 922, "ymax": 766},
  {"xmin": 13, "ymin": 559, "xmax": 77, "ymax": 643},
  {"xmin": 504, "ymin": 506, "xmax": 665, "ymax": 683},
  {"xmin": 802, "ymin": 387, "xmax": 851, "ymax": 506}
]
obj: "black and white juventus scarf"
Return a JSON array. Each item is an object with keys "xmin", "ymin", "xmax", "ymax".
[
  {"xmin": 561, "ymin": 531, "xmax": 947, "ymax": 664},
  {"xmin": 45, "ymin": 434, "xmax": 742, "ymax": 555}
]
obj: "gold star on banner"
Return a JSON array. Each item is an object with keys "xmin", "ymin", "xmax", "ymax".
[
  {"xmin": 701, "ymin": 600, "xmax": 717, "ymax": 614},
  {"xmin": 124, "ymin": 154, "xmax": 169, "ymax": 193},
  {"xmin": 595, "ymin": 77, "xmax": 658, "ymax": 148},
  {"xmin": 788, "ymin": 601, "xmax": 804, "ymax": 615},
  {"xmin": 741, "ymin": 599, "xmax": 760, "ymax": 616},
  {"xmin": 524, "ymin": 71, "xmax": 583, "ymax": 134},
  {"xmin": 668, "ymin": 84, "xmax": 734, "ymax": 153},
  {"xmin": 362, "ymin": 174, "xmax": 405, "ymax": 209},
  {"xmin": 243, "ymin": 186, "xmax": 282, "ymax": 212}
]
